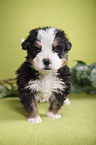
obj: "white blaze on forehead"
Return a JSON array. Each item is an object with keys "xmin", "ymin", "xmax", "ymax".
[
  {"xmin": 32, "ymin": 27, "xmax": 63, "ymax": 72},
  {"xmin": 37, "ymin": 28, "xmax": 56, "ymax": 48}
]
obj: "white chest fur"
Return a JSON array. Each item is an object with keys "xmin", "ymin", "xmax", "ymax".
[{"xmin": 26, "ymin": 73, "xmax": 65, "ymax": 102}]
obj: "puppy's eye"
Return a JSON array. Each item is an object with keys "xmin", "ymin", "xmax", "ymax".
[
  {"xmin": 53, "ymin": 47, "xmax": 60, "ymax": 53},
  {"xmin": 35, "ymin": 47, "xmax": 41, "ymax": 52}
]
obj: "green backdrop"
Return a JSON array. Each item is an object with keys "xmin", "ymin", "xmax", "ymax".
[{"xmin": 0, "ymin": 0, "xmax": 96, "ymax": 79}]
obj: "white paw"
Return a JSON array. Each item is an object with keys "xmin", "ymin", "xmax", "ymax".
[
  {"xmin": 63, "ymin": 98, "xmax": 70, "ymax": 105},
  {"xmin": 27, "ymin": 115, "xmax": 42, "ymax": 123},
  {"xmin": 47, "ymin": 112, "xmax": 61, "ymax": 119}
]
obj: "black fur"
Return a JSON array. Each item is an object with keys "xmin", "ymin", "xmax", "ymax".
[
  {"xmin": 17, "ymin": 27, "xmax": 72, "ymax": 120},
  {"xmin": 17, "ymin": 61, "xmax": 39, "ymax": 113}
]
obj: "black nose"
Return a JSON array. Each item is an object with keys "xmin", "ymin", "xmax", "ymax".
[{"xmin": 43, "ymin": 58, "xmax": 51, "ymax": 66}]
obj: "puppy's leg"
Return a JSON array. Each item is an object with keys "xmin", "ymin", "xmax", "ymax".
[
  {"xmin": 47, "ymin": 94, "xmax": 64, "ymax": 119},
  {"xmin": 20, "ymin": 91, "xmax": 42, "ymax": 123},
  {"xmin": 26, "ymin": 100, "xmax": 42, "ymax": 124},
  {"xmin": 63, "ymin": 98, "xmax": 70, "ymax": 105}
]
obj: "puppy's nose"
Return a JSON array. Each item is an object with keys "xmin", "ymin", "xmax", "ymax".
[{"xmin": 42, "ymin": 58, "xmax": 51, "ymax": 66}]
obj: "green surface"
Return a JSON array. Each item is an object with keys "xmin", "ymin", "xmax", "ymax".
[
  {"xmin": 0, "ymin": 1, "xmax": 96, "ymax": 143},
  {"xmin": 0, "ymin": 93, "xmax": 96, "ymax": 145},
  {"xmin": 0, "ymin": 0, "xmax": 96, "ymax": 79}
]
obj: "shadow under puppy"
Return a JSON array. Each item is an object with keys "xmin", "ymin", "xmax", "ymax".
[{"xmin": 17, "ymin": 27, "xmax": 72, "ymax": 123}]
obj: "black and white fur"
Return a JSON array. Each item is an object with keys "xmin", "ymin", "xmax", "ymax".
[{"xmin": 17, "ymin": 27, "xmax": 72, "ymax": 123}]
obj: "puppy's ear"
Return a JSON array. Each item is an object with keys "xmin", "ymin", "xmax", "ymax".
[
  {"xmin": 21, "ymin": 39, "xmax": 30, "ymax": 50},
  {"xmin": 66, "ymin": 40, "xmax": 72, "ymax": 51},
  {"xmin": 21, "ymin": 29, "xmax": 38, "ymax": 50}
]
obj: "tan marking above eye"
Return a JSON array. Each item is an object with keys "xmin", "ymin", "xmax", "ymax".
[
  {"xmin": 35, "ymin": 41, "xmax": 42, "ymax": 49},
  {"xmin": 52, "ymin": 41, "xmax": 59, "ymax": 48}
]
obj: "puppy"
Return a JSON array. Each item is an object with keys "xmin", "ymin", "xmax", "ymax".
[{"xmin": 17, "ymin": 27, "xmax": 72, "ymax": 123}]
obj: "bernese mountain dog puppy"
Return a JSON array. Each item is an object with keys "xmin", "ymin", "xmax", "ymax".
[{"xmin": 17, "ymin": 27, "xmax": 72, "ymax": 123}]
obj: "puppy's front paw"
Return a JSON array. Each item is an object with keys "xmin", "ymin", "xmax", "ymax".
[
  {"xmin": 63, "ymin": 98, "xmax": 70, "ymax": 105},
  {"xmin": 47, "ymin": 112, "xmax": 61, "ymax": 119},
  {"xmin": 27, "ymin": 115, "xmax": 42, "ymax": 123}
]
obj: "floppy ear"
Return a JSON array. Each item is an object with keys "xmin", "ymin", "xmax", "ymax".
[
  {"xmin": 66, "ymin": 40, "xmax": 72, "ymax": 51},
  {"xmin": 21, "ymin": 39, "xmax": 30, "ymax": 50},
  {"xmin": 21, "ymin": 29, "xmax": 38, "ymax": 50}
]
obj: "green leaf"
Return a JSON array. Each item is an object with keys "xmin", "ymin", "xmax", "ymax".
[
  {"xmin": 76, "ymin": 60, "xmax": 87, "ymax": 65},
  {"xmin": 0, "ymin": 85, "xmax": 10, "ymax": 99}
]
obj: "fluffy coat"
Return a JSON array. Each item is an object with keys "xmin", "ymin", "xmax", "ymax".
[{"xmin": 17, "ymin": 27, "xmax": 72, "ymax": 123}]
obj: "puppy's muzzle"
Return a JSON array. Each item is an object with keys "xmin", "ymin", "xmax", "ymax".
[{"xmin": 42, "ymin": 58, "xmax": 52, "ymax": 70}]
